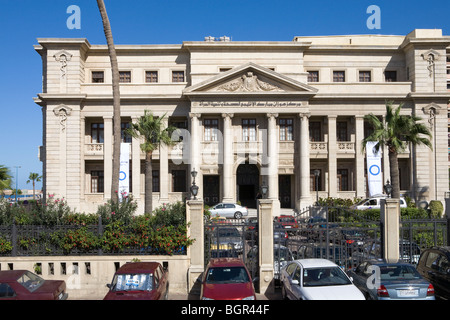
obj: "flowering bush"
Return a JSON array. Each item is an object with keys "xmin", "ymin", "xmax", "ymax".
[{"xmin": 0, "ymin": 237, "xmax": 12, "ymax": 254}]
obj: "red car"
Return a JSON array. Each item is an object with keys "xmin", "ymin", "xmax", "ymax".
[
  {"xmin": 104, "ymin": 262, "xmax": 169, "ymax": 300},
  {"xmin": 200, "ymin": 258, "xmax": 256, "ymax": 300},
  {"xmin": 274, "ymin": 215, "xmax": 299, "ymax": 232},
  {"xmin": 0, "ymin": 270, "xmax": 68, "ymax": 300}
]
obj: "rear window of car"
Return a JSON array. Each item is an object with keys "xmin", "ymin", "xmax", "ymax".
[
  {"xmin": 379, "ymin": 265, "xmax": 421, "ymax": 280},
  {"xmin": 17, "ymin": 271, "xmax": 45, "ymax": 292},
  {"xmin": 205, "ymin": 267, "xmax": 250, "ymax": 284},
  {"xmin": 112, "ymin": 273, "xmax": 153, "ymax": 291}
]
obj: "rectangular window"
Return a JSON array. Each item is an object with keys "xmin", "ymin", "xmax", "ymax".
[
  {"xmin": 359, "ymin": 71, "xmax": 371, "ymax": 82},
  {"xmin": 172, "ymin": 71, "xmax": 185, "ymax": 83},
  {"xmin": 172, "ymin": 170, "xmax": 186, "ymax": 192},
  {"xmin": 242, "ymin": 119, "xmax": 256, "ymax": 141},
  {"xmin": 91, "ymin": 171, "xmax": 104, "ymax": 193},
  {"xmin": 337, "ymin": 169, "xmax": 349, "ymax": 191},
  {"xmin": 333, "ymin": 71, "xmax": 345, "ymax": 82},
  {"xmin": 307, "ymin": 71, "xmax": 319, "ymax": 83},
  {"xmin": 336, "ymin": 121, "xmax": 348, "ymax": 141},
  {"xmin": 92, "ymin": 71, "xmax": 104, "ymax": 83},
  {"xmin": 145, "ymin": 71, "xmax": 158, "ymax": 83},
  {"xmin": 309, "ymin": 121, "xmax": 321, "ymax": 142},
  {"xmin": 385, "ymin": 71, "xmax": 397, "ymax": 82},
  {"xmin": 121, "ymin": 122, "xmax": 132, "ymax": 143},
  {"xmin": 204, "ymin": 119, "xmax": 219, "ymax": 141},
  {"xmin": 279, "ymin": 118, "xmax": 293, "ymax": 141},
  {"xmin": 119, "ymin": 71, "xmax": 131, "ymax": 83},
  {"xmin": 91, "ymin": 123, "xmax": 104, "ymax": 143},
  {"xmin": 152, "ymin": 170, "xmax": 160, "ymax": 192}
]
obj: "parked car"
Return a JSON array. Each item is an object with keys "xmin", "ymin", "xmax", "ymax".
[
  {"xmin": 104, "ymin": 262, "xmax": 169, "ymax": 300},
  {"xmin": 280, "ymin": 258, "xmax": 365, "ymax": 300},
  {"xmin": 200, "ymin": 258, "xmax": 256, "ymax": 300},
  {"xmin": 416, "ymin": 246, "xmax": 450, "ymax": 300},
  {"xmin": 347, "ymin": 260, "xmax": 435, "ymax": 300},
  {"xmin": 209, "ymin": 226, "xmax": 243, "ymax": 253},
  {"xmin": 0, "ymin": 270, "xmax": 68, "ymax": 300},
  {"xmin": 350, "ymin": 196, "xmax": 407, "ymax": 210},
  {"xmin": 209, "ymin": 203, "xmax": 248, "ymax": 219},
  {"xmin": 244, "ymin": 220, "xmax": 288, "ymax": 245},
  {"xmin": 274, "ymin": 215, "xmax": 299, "ymax": 233},
  {"xmin": 295, "ymin": 244, "xmax": 350, "ymax": 269}
]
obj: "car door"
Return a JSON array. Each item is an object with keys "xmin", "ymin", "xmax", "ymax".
[
  {"xmin": 291, "ymin": 266, "xmax": 302, "ymax": 300},
  {"xmin": 223, "ymin": 204, "xmax": 235, "ymax": 217},
  {"xmin": 349, "ymin": 262, "xmax": 370, "ymax": 296},
  {"xmin": 435, "ymin": 253, "xmax": 450, "ymax": 299}
]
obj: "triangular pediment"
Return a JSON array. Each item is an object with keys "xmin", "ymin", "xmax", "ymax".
[{"xmin": 183, "ymin": 62, "xmax": 317, "ymax": 96}]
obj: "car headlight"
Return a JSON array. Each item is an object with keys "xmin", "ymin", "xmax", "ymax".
[{"xmin": 242, "ymin": 296, "xmax": 255, "ymax": 300}]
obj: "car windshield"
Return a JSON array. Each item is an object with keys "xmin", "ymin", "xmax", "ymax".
[
  {"xmin": 355, "ymin": 199, "xmax": 369, "ymax": 205},
  {"xmin": 279, "ymin": 217, "xmax": 295, "ymax": 223},
  {"xmin": 303, "ymin": 267, "xmax": 351, "ymax": 287},
  {"xmin": 205, "ymin": 267, "xmax": 250, "ymax": 284},
  {"xmin": 111, "ymin": 273, "xmax": 153, "ymax": 291},
  {"xmin": 218, "ymin": 228, "xmax": 240, "ymax": 237},
  {"xmin": 17, "ymin": 271, "xmax": 45, "ymax": 292},
  {"xmin": 274, "ymin": 248, "xmax": 293, "ymax": 261},
  {"xmin": 379, "ymin": 265, "xmax": 421, "ymax": 280}
]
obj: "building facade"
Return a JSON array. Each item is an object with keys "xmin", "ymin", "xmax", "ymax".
[{"xmin": 34, "ymin": 29, "xmax": 450, "ymax": 214}]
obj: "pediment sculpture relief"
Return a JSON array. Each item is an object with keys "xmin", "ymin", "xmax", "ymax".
[{"xmin": 217, "ymin": 72, "xmax": 282, "ymax": 92}]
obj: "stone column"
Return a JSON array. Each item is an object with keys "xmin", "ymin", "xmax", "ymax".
[
  {"xmin": 222, "ymin": 113, "xmax": 234, "ymax": 202},
  {"xmin": 189, "ymin": 113, "xmax": 202, "ymax": 199},
  {"xmin": 258, "ymin": 199, "xmax": 274, "ymax": 294},
  {"xmin": 131, "ymin": 116, "xmax": 141, "ymax": 201},
  {"xmin": 328, "ymin": 115, "xmax": 337, "ymax": 198},
  {"xmin": 186, "ymin": 199, "xmax": 204, "ymax": 293},
  {"xmin": 355, "ymin": 115, "xmax": 365, "ymax": 198},
  {"xmin": 159, "ymin": 118, "xmax": 169, "ymax": 203},
  {"xmin": 380, "ymin": 199, "xmax": 400, "ymax": 263},
  {"xmin": 103, "ymin": 116, "xmax": 113, "ymax": 200},
  {"xmin": 80, "ymin": 116, "xmax": 85, "ymax": 201},
  {"xmin": 266, "ymin": 113, "xmax": 279, "ymax": 200},
  {"xmin": 299, "ymin": 113, "xmax": 311, "ymax": 207}
]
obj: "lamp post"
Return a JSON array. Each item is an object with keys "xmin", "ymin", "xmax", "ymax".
[
  {"xmin": 314, "ymin": 169, "xmax": 320, "ymax": 205},
  {"xmin": 13, "ymin": 166, "xmax": 21, "ymax": 203},
  {"xmin": 384, "ymin": 180, "xmax": 393, "ymax": 198},
  {"xmin": 260, "ymin": 181, "xmax": 268, "ymax": 199},
  {"xmin": 190, "ymin": 168, "xmax": 199, "ymax": 200}
]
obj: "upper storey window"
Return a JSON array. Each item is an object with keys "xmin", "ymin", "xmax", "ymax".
[
  {"xmin": 359, "ymin": 71, "xmax": 372, "ymax": 82},
  {"xmin": 172, "ymin": 71, "xmax": 185, "ymax": 83},
  {"xmin": 333, "ymin": 71, "xmax": 345, "ymax": 82},
  {"xmin": 92, "ymin": 71, "xmax": 104, "ymax": 83},
  {"xmin": 385, "ymin": 71, "xmax": 397, "ymax": 82},
  {"xmin": 146, "ymin": 71, "xmax": 158, "ymax": 83},
  {"xmin": 307, "ymin": 71, "xmax": 319, "ymax": 83},
  {"xmin": 119, "ymin": 71, "xmax": 131, "ymax": 83}
]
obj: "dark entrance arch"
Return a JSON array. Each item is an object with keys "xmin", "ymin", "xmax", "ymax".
[{"xmin": 236, "ymin": 163, "xmax": 259, "ymax": 208}]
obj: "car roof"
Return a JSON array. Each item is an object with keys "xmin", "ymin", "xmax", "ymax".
[
  {"xmin": 115, "ymin": 262, "xmax": 161, "ymax": 274},
  {"xmin": 294, "ymin": 259, "xmax": 338, "ymax": 268},
  {"xmin": 208, "ymin": 258, "xmax": 246, "ymax": 268},
  {"xmin": 0, "ymin": 270, "xmax": 27, "ymax": 281}
]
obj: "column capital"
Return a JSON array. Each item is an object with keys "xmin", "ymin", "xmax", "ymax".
[
  {"xmin": 266, "ymin": 113, "xmax": 278, "ymax": 119},
  {"xmin": 298, "ymin": 112, "xmax": 311, "ymax": 119},
  {"xmin": 327, "ymin": 115, "xmax": 337, "ymax": 119},
  {"xmin": 189, "ymin": 112, "xmax": 202, "ymax": 119},
  {"xmin": 221, "ymin": 113, "xmax": 234, "ymax": 119}
]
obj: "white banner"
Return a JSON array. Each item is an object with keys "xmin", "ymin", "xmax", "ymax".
[
  {"xmin": 366, "ymin": 141, "xmax": 383, "ymax": 196},
  {"xmin": 119, "ymin": 143, "xmax": 130, "ymax": 201}
]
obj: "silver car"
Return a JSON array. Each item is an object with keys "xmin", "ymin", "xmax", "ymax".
[
  {"xmin": 209, "ymin": 203, "xmax": 248, "ymax": 219},
  {"xmin": 347, "ymin": 260, "xmax": 435, "ymax": 300}
]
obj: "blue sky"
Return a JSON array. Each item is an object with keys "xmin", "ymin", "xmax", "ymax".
[{"xmin": 1, "ymin": 0, "xmax": 449, "ymax": 191}]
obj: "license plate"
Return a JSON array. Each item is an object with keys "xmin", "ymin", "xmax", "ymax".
[
  {"xmin": 398, "ymin": 289, "xmax": 418, "ymax": 297},
  {"xmin": 285, "ymin": 226, "xmax": 291, "ymax": 228}
]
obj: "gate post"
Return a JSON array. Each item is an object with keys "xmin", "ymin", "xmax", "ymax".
[
  {"xmin": 186, "ymin": 199, "xmax": 204, "ymax": 293},
  {"xmin": 445, "ymin": 197, "xmax": 450, "ymax": 246},
  {"xmin": 258, "ymin": 199, "xmax": 275, "ymax": 294},
  {"xmin": 380, "ymin": 198, "xmax": 400, "ymax": 263}
]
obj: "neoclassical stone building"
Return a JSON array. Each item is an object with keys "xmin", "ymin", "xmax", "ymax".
[{"xmin": 33, "ymin": 29, "xmax": 450, "ymax": 214}]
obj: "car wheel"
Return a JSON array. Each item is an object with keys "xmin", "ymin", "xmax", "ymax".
[{"xmin": 234, "ymin": 211, "xmax": 243, "ymax": 219}]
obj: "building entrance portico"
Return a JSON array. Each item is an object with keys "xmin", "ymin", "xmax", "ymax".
[{"xmin": 236, "ymin": 163, "xmax": 259, "ymax": 208}]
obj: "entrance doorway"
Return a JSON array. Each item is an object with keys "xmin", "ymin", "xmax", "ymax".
[
  {"xmin": 236, "ymin": 163, "xmax": 259, "ymax": 208},
  {"xmin": 203, "ymin": 175, "xmax": 220, "ymax": 207}
]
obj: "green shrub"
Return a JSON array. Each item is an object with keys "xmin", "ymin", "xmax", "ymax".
[{"xmin": 429, "ymin": 200, "xmax": 444, "ymax": 219}]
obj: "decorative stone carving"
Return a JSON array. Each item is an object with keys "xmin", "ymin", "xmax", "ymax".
[
  {"xmin": 53, "ymin": 105, "xmax": 72, "ymax": 132},
  {"xmin": 422, "ymin": 102, "xmax": 441, "ymax": 129},
  {"xmin": 421, "ymin": 50, "xmax": 440, "ymax": 78},
  {"xmin": 217, "ymin": 72, "xmax": 282, "ymax": 92},
  {"xmin": 53, "ymin": 50, "xmax": 73, "ymax": 79}
]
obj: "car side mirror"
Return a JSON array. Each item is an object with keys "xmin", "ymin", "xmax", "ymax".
[
  {"xmin": 349, "ymin": 276, "xmax": 354, "ymax": 282},
  {"xmin": 106, "ymin": 283, "xmax": 111, "ymax": 289},
  {"xmin": 292, "ymin": 279, "xmax": 299, "ymax": 285}
]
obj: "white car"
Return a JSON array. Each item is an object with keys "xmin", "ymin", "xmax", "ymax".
[
  {"xmin": 350, "ymin": 196, "xmax": 407, "ymax": 210},
  {"xmin": 209, "ymin": 203, "xmax": 248, "ymax": 219},
  {"xmin": 280, "ymin": 258, "xmax": 365, "ymax": 300}
]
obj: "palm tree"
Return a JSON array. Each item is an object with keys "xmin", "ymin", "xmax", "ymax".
[
  {"xmin": 127, "ymin": 111, "xmax": 175, "ymax": 214},
  {"xmin": 26, "ymin": 172, "xmax": 42, "ymax": 200},
  {"xmin": 0, "ymin": 165, "xmax": 12, "ymax": 197},
  {"xmin": 96, "ymin": 0, "xmax": 121, "ymax": 204},
  {"xmin": 362, "ymin": 101, "xmax": 432, "ymax": 199}
]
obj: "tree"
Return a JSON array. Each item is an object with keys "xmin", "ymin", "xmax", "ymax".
[
  {"xmin": 96, "ymin": 0, "xmax": 121, "ymax": 204},
  {"xmin": 362, "ymin": 101, "xmax": 432, "ymax": 199},
  {"xmin": 0, "ymin": 165, "xmax": 12, "ymax": 196},
  {"xmin": 26, "ymin": 172, "xmax": 42, "ymax": 200},
  {"xmin": 127, "ymin": 111, "xmax": 175, "ymax": 214}
]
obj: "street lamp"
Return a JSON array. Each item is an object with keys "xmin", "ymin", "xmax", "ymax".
[
  {"xmin": 13, "ymin": 166, "xmax": 21, "ymax": 203},
  {"xmin": 190, "ymin": 168, "xmax": 199, "ymax": 200},
  {"xmin": 314, "ymin": 169, "xmax": 320, "ymax": 204},
  {"xmin": 384, "ymin": 180, "xmax": 393, "ymax": 198},
  {"xmin": 260, "ymin": 181, "xmax": 268, "ymax": 199}
]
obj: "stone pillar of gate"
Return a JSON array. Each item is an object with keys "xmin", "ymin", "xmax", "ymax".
[
  {"xmin": 186, "ymin": 199, "xmax": 204, "ymax": 294},
  {"xmin": 380, "ymin": 198, "xmax": 400, "ymax": 263},
  {"xmin": 445, "ymin": 197, "xmax": 450, "ymax": 246},
  {"xmin": 257, "ymin": 199, "xmax": 274, "ymax": 294}
]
